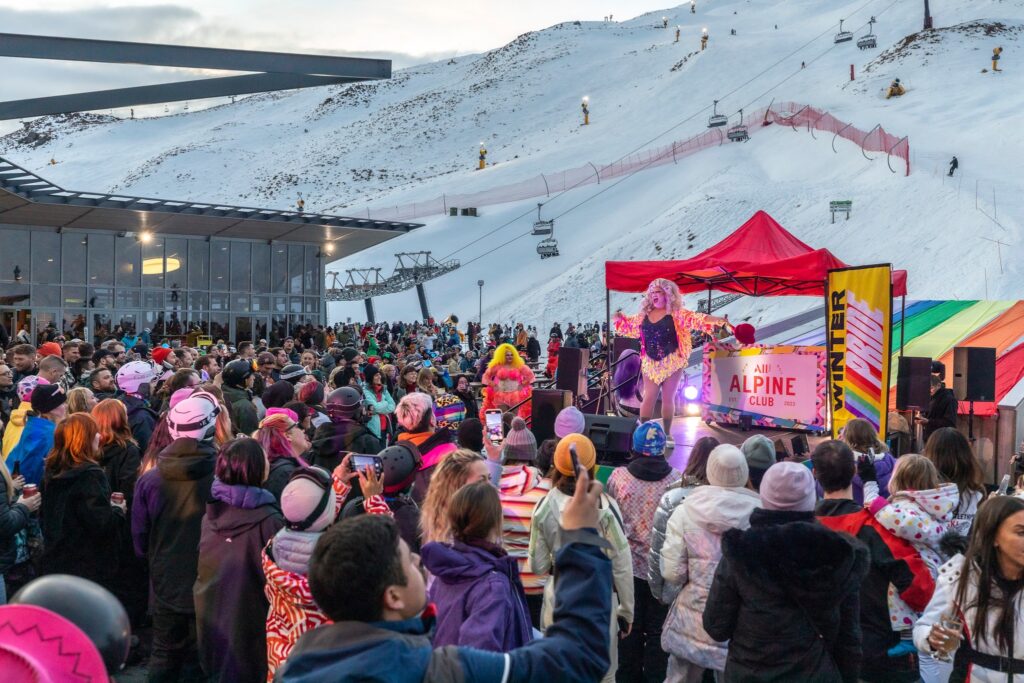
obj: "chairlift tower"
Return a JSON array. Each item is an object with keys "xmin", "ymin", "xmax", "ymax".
[{"xmin": 324, "ymin": 251, "xmax": 460, "ymax": 321}]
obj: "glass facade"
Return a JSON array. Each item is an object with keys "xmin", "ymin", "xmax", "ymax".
[{"xmin": 0, "ymin": 225, "xmax": 324, "ymax": 346}]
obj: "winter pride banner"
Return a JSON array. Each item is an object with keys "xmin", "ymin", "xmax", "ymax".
[
  {"xmin": 826, "ymin": 265, "xmax": 893, "ymax": 440},
  {"xmin": 702, "ymin": 344, "xmax": 828, "ymax": 432}
]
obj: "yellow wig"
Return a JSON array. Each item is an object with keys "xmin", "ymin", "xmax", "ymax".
[{"xmin": 488, "ymin": 343, "xmax": 525, "ymax": 370}]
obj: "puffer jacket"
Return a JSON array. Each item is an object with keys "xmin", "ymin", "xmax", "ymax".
[
  {"xmin": 271, "ymin": 527, "xmax": 319, "ymax": 576},
  {"xmin": 1, "ymin": 403, "xmax": 31, "ymax": 459},
  {"xmin": 648, "ymin": 482, "xmax": 700, "ymax": 604},
  {"xmin": 660, "ymin": 485, "xmax": 760, "ymax": 671},
  {"xmin": 263, "ymin": 544, "xmax": 330, "ymax": 682}
]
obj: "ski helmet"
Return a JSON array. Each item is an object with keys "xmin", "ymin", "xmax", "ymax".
[
  {"xmin": 16, "ymin": 375, "xmax": 49, "ymax": 402},
  {"xmin": 378, "ymin": 442, "xmax": 422, "ymax": 494},
  {"xmin": 221, "ymin": 359, "xmax": 253, "ymax": 388},
  {"xmin": 325, "ymin": 386, "xmax": 367, "ymax": 424},
  {"xmin": 167, "ymin": 391, "xmax": 221, "ymax": 441},
  {"xmin": 116, "ymin": 361, "xmax": 156, "ymax": 395},
  {"xmin": 279, "ymin": 364, "xmax": 309, "ymax": 384}
]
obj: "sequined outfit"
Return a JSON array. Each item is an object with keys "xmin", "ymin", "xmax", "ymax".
[{"xmin": 614, "ymin": 308, "xmax": 725, "ymax": 384}]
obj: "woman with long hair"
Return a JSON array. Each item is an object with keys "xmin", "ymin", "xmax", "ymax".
[
  {"xmin": 416, "ymin": 367, "xmax": 438, "ymax": 397},
  {"xmin": 614, "ymin": 278, "xmax": 731, "ymax": 438},
  {"xmin": 194, "ymin": 437, "xmax": 283, "ymax": 683},
  {"xmin": 914, "ymin": 495, "xmax": 1024, "ymax": 681},
  {"xmin": 613, "ymin": 349, "xmax": 643, "ymax": 417},
  {"xmin": 256, "ymin": 410, "xmax": 312, "ymax": 501},
  {"xmin": 421, "ymin": 482, "xmax": 533, "ymax": 651},
  {"xmin": 92, "ymin": 398, "xmax": 142, "ymax": 508},
  {"xmin": 419, "ymin": 449, "xmax": 491, "ymax": 544},
  {"xmin": 841, "ymin": 417, "xmax": 896, "ymax": 504},
  {"xmin": 362, "ymin": 366, "xmax": 396, "ymax": 445},
  {"xmin": 924, "ymin": 427, "xmax": 986, "ymax": 536},
  {"xmin": 65, "ymin": 387, "xmax": 97, "ymax": 415},
  {"xmin": 479, "ymin": 344, "xmax": 534, "ymax": 421},
  {"xmin": 198, "ymin": 383, "xmax": 235, "ymax": 445},
  {"xmin": 39, "ymin": 413, "xmax": 127, "ymax": 592}
]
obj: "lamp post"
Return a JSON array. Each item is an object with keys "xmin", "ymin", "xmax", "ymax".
[
  {"xmin": 923, "ymin": 0, "xmax": 933, "ymax": 30},
  {"xmin": 477, "ymin": 280, "xmax": 484, "ymax": 324}
]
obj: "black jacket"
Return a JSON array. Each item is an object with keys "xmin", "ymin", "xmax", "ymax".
[
  {"xmin": 0, "ymin": 387, "xmax": 18, "ymax": 432},
  {"xmin": 40, "ymin": 463, "xmax": 127, "ymax": 591},
  {"xmin": 311, "ymin": 420, "xmax": 381, "ymax": 471},
  {"xmin": 265, "ymin": 454, "xmax": 303, "ymax": 502},
  {"xmin": 0, "ymin": 477, "xmax": 31, "ymax": 573},
  {"xmin": 195, "ymin": 497, "xmax": 283, "ymax": 683},
  {"xmin": 526, "ymin": 337, "xmax": 542, "ymax": 361},
  {"xmin": 131, "ymin": 438, "xmax": 216, "ymax": 613},
  {"xmin": 120, "ymin": 394, "xmax": 158, "ymax": 455},
  {"xmin": 99, "ymin": 441, "xmax": 142, "ymax": 510},
  {"xmin": 703, "ymin": 508, "xmax": 870, "ymax": 683},
  {"xmin": 923, "ymin": 386, "xmax": 958, "ymax": 442},
  {"xmin": 223, "ymin": 384, "xmax": 259, "ymax": 436}
]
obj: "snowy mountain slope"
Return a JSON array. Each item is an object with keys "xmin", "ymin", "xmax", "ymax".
[{"xmin": 1, "ymin": 0, "xmax": 1021, "ymax": 327}]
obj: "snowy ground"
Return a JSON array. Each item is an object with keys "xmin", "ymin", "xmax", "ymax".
[{"xmin": 2, "ymin": 0, "xmax": 1020, "ymax": 326}]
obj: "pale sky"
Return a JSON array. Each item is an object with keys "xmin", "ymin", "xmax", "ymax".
[{"xmin": 0, "ymin": 1, "xmax": 671, "ymax": 103}]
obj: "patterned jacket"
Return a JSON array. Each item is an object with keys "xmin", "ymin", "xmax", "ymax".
[{"xmin": 606, "ymin": 460, "xmax": 680, "ymax": 580}]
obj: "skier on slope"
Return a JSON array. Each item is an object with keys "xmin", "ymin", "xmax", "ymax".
[
  {"xmin": 885, "ymin": 78, "xmax": 905, "ymax": 99},
  {"xmin": 948, "ymin": 156, "xmax": 958, "ymax": 177}
]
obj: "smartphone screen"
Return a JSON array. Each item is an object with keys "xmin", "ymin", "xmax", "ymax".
[
  {"xmin": 351, "ymin": 454, "xmax": 383, "ymax": 476},
  {"xmin": 485, "ymin": 409, "xmax": 503, "ymax": 444}
]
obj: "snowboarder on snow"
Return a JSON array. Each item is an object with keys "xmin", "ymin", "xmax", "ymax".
[
  {"xmin": 885, "ymin": 78, "xmax": 905, "ymax": 99},
  {"xmin": 663, "ymin": 17, "xmax": 669, "ymax": 28},
  {"xmin": 478, "ymin": 146, "xmax": 487, "ymax": 170},
  {"xmin": 675, "ymin": 27, "xmax": 680, "ymax": 42},
  {"xmin": 701, "ymin": 29, "xmax": 709, "ymax": 51},
  {"xmin": 992, "ymin": 47, "xmax": 1003, "ymax": 72},
  {"xmin": 948, "ymin": 156, "xmax": 958, "ymax": 177}
]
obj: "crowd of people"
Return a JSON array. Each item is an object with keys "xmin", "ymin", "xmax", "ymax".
[{"xmin": 0, "ymin": 320, "xmax": 1022, "ymax": 683}]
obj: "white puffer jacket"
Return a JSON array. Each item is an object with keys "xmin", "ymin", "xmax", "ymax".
[
  {"xmin": 914, "ymin": 554, "xmax": 1024, "ymax": 683},
  {"xmin": 660, "ymin": 485, "xmax": 760, "ymax": 671}
]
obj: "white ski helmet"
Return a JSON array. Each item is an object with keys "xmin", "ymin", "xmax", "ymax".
[
  {"xmin": 116, "ymin": 361, "xmax": 157, "ymax": 395},
  {"xmin": 167, "ymin": 391, "xmax": 221, "ymax": 441}
]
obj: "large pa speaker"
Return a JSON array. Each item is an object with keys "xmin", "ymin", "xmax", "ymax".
[
  {"xmin": 896, "ymin": 356, "xmax": 933, "ymax": 410},
  {"xmin": 531, "ymin": 389, "xmax": 573, "ymax": 443},
  {"xmin": 953, "ymin": 347, "xmax": 996, "ymax": 402},
  {"xmin": 584, "ymin": 414, "xmax": 636, "ymax": 466},
  {"xmin": 611, "ymin": 336, "xmax": 641, "ymax": 362},
  {"xmin": 556, "ymin": 347, "xmax": 590, "ymax": 397}
]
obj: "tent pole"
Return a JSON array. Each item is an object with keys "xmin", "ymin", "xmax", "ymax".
[
  {"xmin": 706, "ymin": 286, "xmax": 712, "ymax": 315},
  {"xmin": 900, "ymin": 295, "xmax": 906, "ymax": 356},
  {"xmin": 606, "ymin": 289, "xmax": 611, "ymax": 341}
]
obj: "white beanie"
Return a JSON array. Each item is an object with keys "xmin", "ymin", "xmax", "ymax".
[
  {"xmin": 760, "ymin": 462, "xmax": 817, "ymax": 512},
  {"xmin": 706, "ymin": 444, "xmax": 749, "ymax": 488}
]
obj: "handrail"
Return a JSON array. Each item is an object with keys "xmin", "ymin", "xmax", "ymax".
[{"xmin": 861, "ymin": 124, "xmax": 881, "ymax": 160}]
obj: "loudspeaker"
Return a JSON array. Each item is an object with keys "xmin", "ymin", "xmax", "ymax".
[
  {"xmin": 953, "ymin": 347, "xmax": 996, "ymax": 401},
  {"xmin": 531, "ymin": 390, "xmax": 573, "ymax": 443},
  {"xmin": 896, "ymin": 356, "xmax": 932, "ymax": 410},
  {"xmin": 580, "ymin": 387, "xmax": 607, "ymax": 415},
  {"xmin": 791, "ymin": 434, "xmax": 809, "ymax": 457},
  {"xmin": 611, "ymin": 336, "xmax": 641, "ymax": 362},
  {"xmin": 556, "ymin": 347, "xmax": 590, "ymax": 397},
  {"xmin": 584, "ymin": 414, "xmax": 636, "ymax": 466}
]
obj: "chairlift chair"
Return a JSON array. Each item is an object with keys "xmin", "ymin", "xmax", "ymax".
[
  {"xmin": 531, "ymin": 203, "xmax": 554, "ymax": 235},
  {"xmin": 834, "ymin": 19, "xmax": 853, "ymax": 44},
  {"xmin": 726, "ymin": 109, "xmax": 749, "ymax": 142},
  {"xmin": 708, "ymin": 99, "xmax": 728, "ymax": 128},
  {"xmin": 857, "ymin": 18, "xmax": 877, "ymax": 49},
  {"xmin": 537, "ymin": 238, "xmax": 559, "ymax": 259}
]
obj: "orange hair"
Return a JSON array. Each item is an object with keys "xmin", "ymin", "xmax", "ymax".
[
  {"xmin": 93, "ymin": 398, "xmax": 136, "ymax": 449},
  {"xmin": 45, "ymin": 413, "xmax": 100, "ymax": 478},
  {"xmin": 488, "ymin": 343, "xmax": 525, "ymax": 371}
]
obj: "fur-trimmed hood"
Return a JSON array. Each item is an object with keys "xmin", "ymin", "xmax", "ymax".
[{"xmin": 721, "ymin": 508, "xmax": 869, "ymax": 606}]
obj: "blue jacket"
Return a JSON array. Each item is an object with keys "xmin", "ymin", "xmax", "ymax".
[
  {"xmin": 7, "ymin": 415, "xmax": 55, "ymax": 485},
  {"xmin": 278, "ymin": 530, "xmax": 612, "ymax": 683}
]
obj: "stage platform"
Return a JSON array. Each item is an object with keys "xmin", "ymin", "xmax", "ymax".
[{"xmin": 664, "ymin": 416, "xmax": 830, "ymax": 471}]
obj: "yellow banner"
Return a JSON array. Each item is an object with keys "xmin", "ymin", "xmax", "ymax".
[{"xmin": 826, "ymin": 265, "xmax": 893, "ymax": 440}]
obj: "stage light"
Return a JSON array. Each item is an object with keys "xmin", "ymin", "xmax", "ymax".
[
  {"xmin": 683, "ymin": 385, "xmax": 699, "ymax": 401},
  {"xmin": 138, "ymin": 231, "xmax": 154, "ymax": 244},
  {"xmin": 685, "ymin": 402, "xmax": 701, "ymax": 416}
]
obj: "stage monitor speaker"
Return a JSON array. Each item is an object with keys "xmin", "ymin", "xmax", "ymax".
[
  {"xmin": 896, "ymin": 356, "xmax": 932, "ymax": 411},
  {"xmin": 556, "ymin": 347, "xmax": 590, "ymax": 397},
  {"xmin": 791, "ymin": 434, "xmax": 809, "ymax": 457},
  {"xmin": 584, "ymin": 414, "xmax": 636, "ymax": 467},
  {"xmin": 611, "ymin": 336, "xmax": 641, "ymax": 362},
  {"xmin": 953, "ymin": 347, "xmax": 996, "ymax": 402},
  {"xmin": 531, "ymin": 390, "xmax": 573, "ymax": 443},
  {"xmin": 580, "ymin": 387, "xmax": 607, "ymax": 415}
]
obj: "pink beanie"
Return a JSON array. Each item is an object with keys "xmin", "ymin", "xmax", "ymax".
[
  {"xmin": 281, "ymin": 468, "xmax": 338, "ymax": 532},
  {"xmin": 760, "ymin": 462, "xmax": 817, "ymax": 512},
  {"xmin": 554, "ymin": 406, "xmax": 586, "ymax": 439},
  {"xmin": 396, "ymin": 392, "xmax": 433, "ymax": 431}
]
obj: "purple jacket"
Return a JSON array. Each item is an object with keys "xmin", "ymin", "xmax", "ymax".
[
  {"xmin": 421, "ymin": 540, "xmax": 533, "ymax": 652},
  {"xmin": 814, "ymin": 450, "xmax": 896, "ymax": 504}
]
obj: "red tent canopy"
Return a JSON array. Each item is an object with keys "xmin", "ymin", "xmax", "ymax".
[{"xmin": 605, "ymin": 210, "xmax": 908, "ymax": 297}]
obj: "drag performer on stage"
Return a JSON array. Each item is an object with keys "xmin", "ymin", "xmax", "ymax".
[
  {"xmin": 481, "ymin": 343, "xmax": 535, "ymax": 421},
  {"xmin": 614, "ymin": 278, "xmax": 732, "ymax": 435}
]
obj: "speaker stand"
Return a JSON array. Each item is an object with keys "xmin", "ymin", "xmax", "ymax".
[{"xmin": 968, "ymin": 401, "xmax": 975, "ymax": 443}]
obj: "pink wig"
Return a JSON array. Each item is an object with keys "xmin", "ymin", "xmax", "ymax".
[{"xmin": 396, "ymin": 392, "xmax": 434, "ymax": 432}]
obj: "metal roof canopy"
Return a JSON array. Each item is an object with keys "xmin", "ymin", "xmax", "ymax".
[
  {"xmin": 0, "ymin": 155, "xmax": 422, "ymax": 247},
  {"xmin": 0, "ymin": 33, "xmax": 392, "ymax": 120}
]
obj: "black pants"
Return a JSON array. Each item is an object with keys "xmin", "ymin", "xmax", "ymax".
[
  {"xmin": 525, "ymin": 592, "xmax": 544, "ymax": 632},
  {"xmin": 148, "ymin": 609, "xmax": 204, "ymax": 683},
  {"xmin": 617, "ymin": 577, "xmax": 669, "ymax": 683}
]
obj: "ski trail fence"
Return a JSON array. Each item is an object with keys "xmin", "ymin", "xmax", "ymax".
[{"xmin": 363, "ymin": 101, "xmax": 909, "ymax": 222}]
